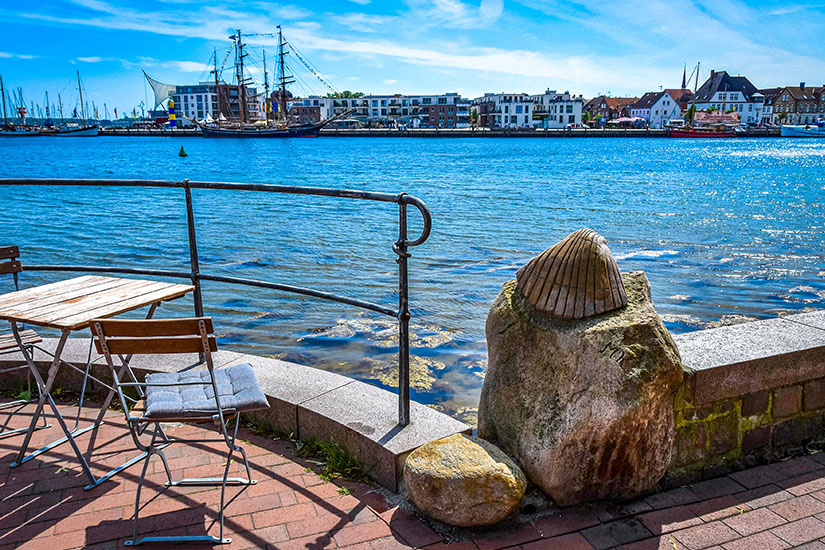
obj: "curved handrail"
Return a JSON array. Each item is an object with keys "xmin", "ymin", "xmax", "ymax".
[
  {"xmin": 1, "ymin": 177, "xmax": 432, "ymax": 425},
  {"xmin": 0, "ymin": 178, "xmax": 432, "ymax": 252}
]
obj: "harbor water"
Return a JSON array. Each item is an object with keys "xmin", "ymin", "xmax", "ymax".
[{"xmin": 1, "ymin": 136, "xmax": 824, "ymax": 423}]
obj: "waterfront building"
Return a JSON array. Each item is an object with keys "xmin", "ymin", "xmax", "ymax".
[
  {"xmin": 473, "ymin": 93, "xmax": 534, "ymax": 128},
  {"xmin": 583, "ymin": 96, "xmax": 639, "ymax": 123},
  {"xmin": 528, "ymin": 90, "xmax": 584, "ymax": 128},
  {"xmin": 757, "ymin": 88, "xmax": 782, "ymax": 125},
  {"xmin": 629, "ymin": 91, "xmax": 684, "ymax": 128},
  {"xmin": 144, "ymin": 73, "xmax": 260, "ymax": 126},
  {"xmin": 329, "ymin": 93, "xmax": 470, "ymax": 128},
  {"xmin": 770, "ymin": 84, "xmax": 825, "ymax": 125},
  {"xmin": 692, "ymin": 71, "xmax": 764, "ymax": 125}
]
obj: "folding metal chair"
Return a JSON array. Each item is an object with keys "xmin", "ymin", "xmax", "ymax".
[
  {"xmin": 0, "ymin": 245, "xmax": 45, "ymax": 437},
  {"xmin": 91, "ymin": 317, "xmax": 269, "ymax": 546}
]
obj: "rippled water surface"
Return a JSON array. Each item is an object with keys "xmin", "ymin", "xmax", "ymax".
[{"xmin": 1, "ymin": 136, "xmax": 824, "ymax": 422}]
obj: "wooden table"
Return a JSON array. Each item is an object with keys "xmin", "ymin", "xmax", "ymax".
[{"xmin": 0, "ymin": 275, "xmax": 194, "ymax": 489}]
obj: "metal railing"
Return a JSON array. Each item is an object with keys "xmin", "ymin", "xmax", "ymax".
[{"xmin": 0, "ymin": 178, "xmax": 432, "ymax": 426}]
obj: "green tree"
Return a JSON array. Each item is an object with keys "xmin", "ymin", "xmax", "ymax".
[
  {"xmin": 470, "ymin": 107, "xmax": 479, "ymax": 124},
  {"xmin": 684, "ymin": 104, "xmax": 697, "ymax": 121},
  {"xmin": 582, "ymin": 111, "xmax": 591, "ymax": 123}
]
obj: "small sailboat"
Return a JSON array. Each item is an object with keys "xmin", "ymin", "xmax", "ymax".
[{"xmin": 54, "ymin": 71, "xmax": 98, "ymax": 136}]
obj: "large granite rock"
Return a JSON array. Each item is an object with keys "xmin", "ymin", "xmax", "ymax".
[
  {"xmin": 403, "ymin": 433, "xmax": 526, "ymax": 527},
  {"xmin": 478, "ymin": 271, "xmax": 683, "ymax": 506}
]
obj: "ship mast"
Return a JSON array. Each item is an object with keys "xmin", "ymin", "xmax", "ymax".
[
  {"xmin": 234, "ymin": 29, "xmax": 249, "ymax": 123},
  {"xmin": 77, "ymin": 71, "xmax": 86, "ymax": 125},
  {"xmin": 58, "ymin": 93, "xmax": 64, "ymax": 124},
  {"xmin": 263, "ymin": 50, "xmax": 270, "ymax": 121},
  {"xmin": 276, "ymin": 26, "xmax": 294, "ymax": 123},
  {"xmin": 688, "ymin": 61, "xmax": 700, "ymax": 124},
  {"xmin": 0, "ymin": 75, "xmax": 8, "ymax": 130}
]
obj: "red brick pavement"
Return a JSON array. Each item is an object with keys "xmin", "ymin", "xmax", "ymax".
[{"xmin": 2, "ymin": 401, "xmax": 825, "ymax": 549}]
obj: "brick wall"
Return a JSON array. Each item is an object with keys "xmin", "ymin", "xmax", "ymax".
[{"xmin": 665, "ymin": 311, "xmax": 825, "ymax": 487}]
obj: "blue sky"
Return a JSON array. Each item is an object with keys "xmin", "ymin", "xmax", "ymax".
[{"xmin": 1, "ymin": 0, "xmax": 825, "ymax": 116}]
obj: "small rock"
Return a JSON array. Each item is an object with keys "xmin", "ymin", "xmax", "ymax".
[{"xmin": 403, "ymin": 433, "xmax": 526, "ymax": 527}]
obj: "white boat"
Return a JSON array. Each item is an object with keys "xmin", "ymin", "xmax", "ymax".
[{"xmin": 781, "ymin": 124, "xmax": 825, "ymax": 137}]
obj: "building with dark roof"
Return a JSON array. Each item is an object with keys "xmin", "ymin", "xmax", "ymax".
[
  {"xmin": 693, "ymin": 70, "xmax": 764, "ymax": 125},
  {"xmin": 771, "ymin": 84, "xmax": 825, "ymax": 125}
]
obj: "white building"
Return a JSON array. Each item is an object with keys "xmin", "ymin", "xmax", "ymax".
[
  {"xmin": 473, "ymin": 93, "xmax": 533, "ymax": 128},
  {"xmin": 329, "ymin": 93, "xmax": 471, "ymax": 128},
  {"xmin": 528, "ymin": 90, "xmax": 584, "ymax": 128},
  {"xmin": 630, "ymin": 90, "xmax": 683, "ymax": 128},
  {"xmin": 692, "ymin": 71, "xmax": 764, "ymax": 126}
]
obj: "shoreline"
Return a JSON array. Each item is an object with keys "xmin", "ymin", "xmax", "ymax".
[{"xmin": 92, "ymin": 127, "xmax": 782, "ymax": 138}]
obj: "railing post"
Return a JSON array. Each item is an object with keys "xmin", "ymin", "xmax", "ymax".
[
  {"xmin": 396, "ymin": 199, "xmax": 411, "ymax": 426},
  {"xmin": 183, "ymin": 179, "xmax": 204, "ymax": 319}
]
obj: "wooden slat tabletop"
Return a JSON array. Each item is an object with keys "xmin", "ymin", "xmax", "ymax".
[{"xmin": 0, "ymin": 276, "xmax": 195, "ymax": 330}]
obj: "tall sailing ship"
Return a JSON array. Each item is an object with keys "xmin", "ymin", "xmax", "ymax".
[{"xmin": 146, "ymin": 27, "xmax": 351, "ymax": 138}]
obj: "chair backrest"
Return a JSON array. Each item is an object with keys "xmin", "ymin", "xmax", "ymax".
[
  {"xmin": 0, "ymin": 246, "xmax": 23, "ymax": 291},
  {"xmin": 91, "ymin": 317, "xmax": 218, "ymax": 357}
]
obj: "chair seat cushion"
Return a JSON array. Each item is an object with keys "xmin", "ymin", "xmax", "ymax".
[{"xmin": 144, "ymin": 363, "xmax": 268, "ymax": 419}]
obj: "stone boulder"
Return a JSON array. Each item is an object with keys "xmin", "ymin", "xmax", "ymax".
[
  {"xmin": 478, "ymin": 271, "xmax": 683, "ymax": 506},
  {"xmin": 403, "ymin": 433, "xmax": 526, "ymax": 527}
]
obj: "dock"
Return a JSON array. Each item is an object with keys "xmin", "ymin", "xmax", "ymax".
[{"xmin": 97, "ymin": 127, "xmax": 781, "ymax": 138}]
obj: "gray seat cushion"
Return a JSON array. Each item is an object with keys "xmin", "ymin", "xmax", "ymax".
[{"xmin": 144, "ymin": 363, "xmax": 268, "ymax": 419}]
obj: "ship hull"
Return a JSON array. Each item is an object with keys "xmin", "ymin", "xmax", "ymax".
[
  {"xmin": 668, "ymin": 129, "xmax": 735, "ymax": 138},
  {"xmin": 781, "ymin": 125, "xmax": 825, "ymax": 137},
  {"xmin": 54, "ymin": 125, "xmax": 99, "ymax": 136},
  {"xmin": 200, "ymin": 124, "xmax": 320, "ymax": 138}
]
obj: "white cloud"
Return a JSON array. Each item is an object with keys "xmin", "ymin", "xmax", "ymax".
[
  {"xmin": 348, "ymin": 0, "xmax": 371, "ymax": 4},
  {"xmin": 0, "ymin": 51, "xmax": 37, "ymax": 59},
  {"xmin": 166, "ymin": 61, "xmax": 212, "ymax": 72},
  {"xmin": 333, "ymin": 12, "xmax": 397, "ymax": 32},
  {"xmin": 77, "ymin": 56, "xmax": 104, "ymax": 62}
]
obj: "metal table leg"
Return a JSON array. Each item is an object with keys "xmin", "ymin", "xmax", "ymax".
[
  {"xmin": 9, "ymin": 326, "xmax": 98, "ymax": 485},
  {"xmin": 8, "ymin": 302, "xmax": 167, "ymax": 490}
]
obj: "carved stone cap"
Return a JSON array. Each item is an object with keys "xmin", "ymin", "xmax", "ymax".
[{"xmin": 516, "ymin": 228, "xmax": 627, "ymax": 319}]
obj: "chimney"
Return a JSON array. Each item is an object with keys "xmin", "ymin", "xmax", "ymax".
[
  {"xmin": 800, "ymin": 82, "xmax": 806, "ymax": 90},
  {"xmin": 710, "ymin": 70, "xmax": 715, "ymax": 79}
]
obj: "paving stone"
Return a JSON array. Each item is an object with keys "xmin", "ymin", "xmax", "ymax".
[
  {"xmin": 687, "ymin": 495, "xmax": 750, "ymax": 522},
  {"xmin": 521, "ymin": 532, "xmax": 594, "ymax": 550},
  {"xmin": 472, "ymin": 521, "xmax": 542, "ymax": 550},
  {"xmin": 580, "ymin": 518, "xmax": 652, "ymax": 550},
  {"xmin": 793, "ymin": 541, "xmax": 825, "ymax": 550},
  {"xmin": 769, "ymin": 494, "xmax": 825, "ymax": 521},
  {"xmin": 532, "ymin": 507, "xmax": 599, "ymax": 538},
  {"xmin": 615, "ymin": 535, "xmax": 691, "ymax": 550},
  {"xmin": 729, "ymin": 465, "xmax": 788, "ymax": 490},
  {"xmin": 779, "ymin": 471, "xmax": 825, "ymax": 496},
  {"xmin": 735, "ymin": 484, "xmax": 795, "ymax": 509},
  {"xmin": 644, "ymin": 488, "xmax": 700, "ymax": 510},
  {"xmin": 771, "ymin": 516, "xmax": 825, "ymax": 546},
  {"xmin": 672, "ymin": 521, "xmax": 740, "ymax": 549},
  {"xmin": 638, "ymin": 506, "xmax": 703, "ymax": 535},
  {"xmin": 720, "ymin": 530, "xmax": 790, "ymax": 550},
  {"xmin": 690, "ymin": 477, "xmax": 746, "ymax": 500},
  {"xmin": 722, "ymin": 507, "xmax": 787, "ymax": 536}
]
